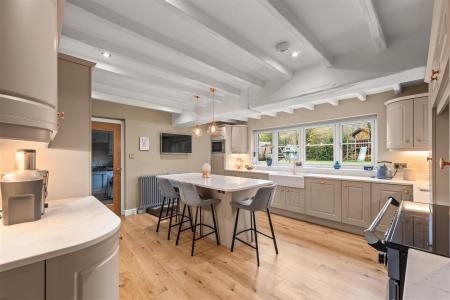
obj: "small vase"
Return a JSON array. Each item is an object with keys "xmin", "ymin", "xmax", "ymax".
[
  {"xmin": 333, "ymin": 161, "xmax": 341, "ymax": 170},
  {"xmin": 266, "ymin": 156, "xmax": 273, "ymax": 167}
]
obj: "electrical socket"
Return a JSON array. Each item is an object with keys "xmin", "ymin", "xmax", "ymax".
[{"xmin": 394, "ymin": 163, "xmax": 407, "ymax": 169}]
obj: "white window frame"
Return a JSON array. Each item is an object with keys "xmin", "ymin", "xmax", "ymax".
[{"xmin": 252, "ymin": 116, "xmax": 377, "ymax": 169}]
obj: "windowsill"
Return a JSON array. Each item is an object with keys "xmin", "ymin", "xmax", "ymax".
[{"xmin": 252, "ymin": 164, "xmax": 376, "ymax": 177}]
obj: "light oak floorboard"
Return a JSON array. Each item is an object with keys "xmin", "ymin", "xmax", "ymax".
[{"xmin": 119, "ymin": 212, "xmax": 387, "ymax": 300}]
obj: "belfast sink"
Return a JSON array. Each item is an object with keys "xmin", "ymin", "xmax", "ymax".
[{"xmin": 269, "ymin": 173, "xmax": 304, "ymax": 189}]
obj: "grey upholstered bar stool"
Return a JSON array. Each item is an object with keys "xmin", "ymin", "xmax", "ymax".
[
  {"xmin": 175, "ymin": 182, "xmax": 220, "ymax": 256},
  {"xmin": 156, "ymin": 178, "xmax": 193, "ymax": 240},
  {"xmin": 230, "ymin": 185, "xmax": 278, "ymax": 266}
]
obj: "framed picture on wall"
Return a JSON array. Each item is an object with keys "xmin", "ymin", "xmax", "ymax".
[{"xmin": 139, "ymin": 136, "xmax": 150, "ymax": 151}]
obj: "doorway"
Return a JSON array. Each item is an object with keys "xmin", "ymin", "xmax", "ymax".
[{"xmin": 91, "ymin": 120, "xmax": 122, "ymax": 215}]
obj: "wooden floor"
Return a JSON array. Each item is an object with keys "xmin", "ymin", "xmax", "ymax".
[{"xmin": 119, "ymin": 212, "xmax": 387, "ymax": 300}]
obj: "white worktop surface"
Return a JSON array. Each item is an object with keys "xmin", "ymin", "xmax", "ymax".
[
  {"xmin": 225, "ymin": 168, "xmax": 430, "ymax": 203},
  {"xmin": 0, "ymin": 196, "xmax": 121, "ymax": 272},
  {"xmin": 158, "ymin": 173, "xmax": 273, "ymax": 192},
  {"xmin": 403, "ymin": 249, "xmax": 450, "ymax": 300}
]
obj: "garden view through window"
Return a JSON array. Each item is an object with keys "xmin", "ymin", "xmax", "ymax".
[
  {"xmin": 254, "ymin": 117, "xmax": 375, "ymax": 167},
  {"xmin": 305, "ymin": 126, "xmax": 334, "ymax": 163}
]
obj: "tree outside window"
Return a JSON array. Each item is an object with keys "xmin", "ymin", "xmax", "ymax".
[
  {"xmin": 257, "ymin": 132, "xmax": 272, "ymax": 161},
  {"xmin": 341, "ymin": 122, "xmax": 372, "ymax": 164},
  {"xmin": 278, "ymin": 130, "xmax": 299, "ymax": 163},
  {"xmin": 305, "ymin": 126, "xmax": 334, "ymax": 163}
]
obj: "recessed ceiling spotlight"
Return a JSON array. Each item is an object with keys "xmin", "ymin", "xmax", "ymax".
[
  {"xmin": 291, "ymin": 51, "xmax": 300, "ymax": 58},
  {"xmin": 101, "ymin": 51, "xmax": 111, "ymax": 58},
  {"xmin": 275, "ymin": 41, "xmax": 290, "ymax": 54}
]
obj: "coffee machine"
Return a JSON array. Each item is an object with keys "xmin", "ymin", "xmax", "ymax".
[{"xmin": 0, "ymin": 149, "xmax": 49, "ymax": 225}]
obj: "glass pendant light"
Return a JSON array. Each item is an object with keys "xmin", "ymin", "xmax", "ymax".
[
  {"xmin": 192, "ymin": 95, "xmax": 203, "ymax": 137},
  {"xmin": 207, "ymin": 87, "xmax": 218, "ymax": 135}
]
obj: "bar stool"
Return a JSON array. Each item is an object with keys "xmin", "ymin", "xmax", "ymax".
[
  {"xmin": 156, "ymin": 178, "xmax": 193, "ymax": 240},
  {"xmin": 230, "ymin": 185, "xmax": 278, "ymax": 266},
  {"xmin": 175, "ymin": 182, "xmax": 220, "ymax": 256}
]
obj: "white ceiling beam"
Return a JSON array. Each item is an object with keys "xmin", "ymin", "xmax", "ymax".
[
  {"xmin": 282, "ymin": 108, "xmax": 294, "ymax": 114},
  {"xmin": 327, "ymin": 99, "xmax": 339, "ymax": 106},
  {"xmin": 61, "ymin": 31, "xmax": 242, "ymax": 96},
  {"xmin": 92, "ymin": 91, "xmax": 183, "ymax": 114},
  {"xmin": 392, "ymin": 83, "xmax": 402, "ymax": 95},
  {"xmin": 257, "ymin": 0, "xmax": 333, "ymax": 67},
  {"xmin": 67, "ymin": 0, "xmax": 264, "ymax": 87},
  {"xmin": 355, "ymin": 92, "xmax": 367, "ymax": 101},
  {"xmin": 262, "ymin": 112, "xmax": 277, "ymax": 117},
  {"xmin": 301, "ymin": 104, "xmax": 315, "ymax": 111},
  {"xmin": 163, "ymin": 0, "xmax": 293, "ymax": 80},
  {"xmin": 358, "ymin": 0, "xmax": 387, "ymax": 50}
]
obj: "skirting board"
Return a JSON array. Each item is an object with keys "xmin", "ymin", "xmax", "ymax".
[
  {"xmin": 123, "ymin": 208, "xmax": 137, "ymax": 216},
  {"xmin": 270, "ymin": 207, "xmax": 365, "ymax": 236}
]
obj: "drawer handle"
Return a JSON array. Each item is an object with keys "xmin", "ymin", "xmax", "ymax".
[
  {"xmin": 319, "ymin": 181, "xmax": 326, "ymax": 184},
  {"xmin": 431, "ymin": 69, "xmax": 439, "ymax": 81},
  {"xmin": 439, "ymin": 158, "xmax": 450, "ymax": 169},
  {"xmin": 427, "ymin": 156, "xmax": 432, "ymax": 162}
]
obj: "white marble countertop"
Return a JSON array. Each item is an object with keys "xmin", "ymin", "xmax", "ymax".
[
  {"xmin": 0, "ymin": 196, "xmax": 121, "ymax": 272},
  {"xmin": 158, "ymin": 173, "xmax": 273, "ymax": 192},
  {"xmin": 403, "ymin": 249, "xmax": 450, "ymax": 300},
  {"xmin": 225, "ymin": 168, "xmax": 430, "ymax": 203}
]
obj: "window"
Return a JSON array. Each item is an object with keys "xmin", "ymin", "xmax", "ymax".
[
  {"xmin": 305, "ymin": 125, "xmax": 334, "ymax": 164},
  {"xmin": 277, "ymin": 130, "xmax": 299, "ymax": 163},
  {"xmin": 340, "ymin": 121, "xmax": 373, "ymax": 165},
  {"xmin": 253, "ymin": 116, "xmax": 376, "ymax": 168},
  {"xmin": 257, "ymin": 132, "xmax": 273, "ymax": 162}
]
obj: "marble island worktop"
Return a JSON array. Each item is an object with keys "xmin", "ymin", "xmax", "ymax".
[{"xmin": 0, "ymin": 196, "xmax": 121, "ymax": 272}]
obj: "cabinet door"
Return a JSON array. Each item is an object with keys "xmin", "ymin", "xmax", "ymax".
[
  {"xmin": 305, "ymin": 178, "xmax": 342, "ymax": 222},
  {"xmin": 341, "ymin": 181, "xmax": 371, "ymax": 227},
  {"xmin": 285, "ymin": 187, "xmax": 305, "ymax": 213},
  {"xmin": 46, "ymin": 232, "xmax": 119, "ymax": 300},
  {"xmin": 211, "ymin": 155, "xmax": 225, "ymax": 175},
  {"xmin": 0, "ymin": 262, "xmax": 45, "ymax": 300},
  {"xmin": 414, "ymin": 97, "xmax": 429, "ymax": 149},
  {"xmin": 231, "ymin": 125, "xmax": 248, "ymax": 154},
  {"xmin": 271, "ymin": 186, "xmax": 286, "ymax": 209},
  {"xmin": 386, "ymin": 100, "xmax": 414, "ymax": 149},
  {"xmin": 371, "ymin": 184, "xmax": 413, "ymax": 232}
]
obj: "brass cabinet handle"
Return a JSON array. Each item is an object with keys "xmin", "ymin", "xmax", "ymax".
[
  {"xmin": 319, "ymin": 181, "xmax": 326, "ymax": 184},
  {"xmin": 439, "ymin": 158, "xmax": 450, "ymax": 169},
  {"xmin": 427, "ymin": 156, "xmax": 432, "ymax": 162}
]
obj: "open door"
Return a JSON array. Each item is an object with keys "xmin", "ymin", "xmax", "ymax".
[{"xmin": 91, "ymin": 121, "xmax": 121, "ymax": 215}]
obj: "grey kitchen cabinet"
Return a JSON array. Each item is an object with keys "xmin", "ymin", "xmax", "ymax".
[
  {"xmin": 305, "ymin": 178, "xmax": 342, "ymax": 222},
  {"xmin": 0, "ymin": 262, "xmax": 45, "ymax": 300},
  {"xmin": 385, "ymin": 94, "xmax": 429, "ymax": 150},
  {"xmin": 285, "ymin": 187, "xmax": 305, "ymax": 214},
  {"xmin": 271, "ymin": 186, "xmax": 286, "ymax": 209},
  {"xmin": 341, "ymin": 181, "xmax": 371, "ymax": 227},
  {"xmin": 371, "ymin": 183, "xmax": 413, "ymax": 232},
  {"xmin": 46, "ymin": 232, "xmax": 119, "ymax": 300},
  {"xmin": 0, "ymin": 0, "xmax": 60, "ymax": 142},
  {"xmin": 211, "ymin": 154, "xmax": 225, "ymax": 175},
  {"xmin": 231, "ymin": 125, "xmax": 248, "ymax": 154},
  {"xmin": 50, "ymin": 54, "xmax": 95, "ymax": 151}
]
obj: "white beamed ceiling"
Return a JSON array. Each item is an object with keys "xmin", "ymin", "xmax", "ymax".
[{"xmin": 61, "ymin": 0, "xmax": 433, "ymax": 127}]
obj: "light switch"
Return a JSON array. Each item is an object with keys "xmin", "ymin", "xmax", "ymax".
[{"xmin": 129, "ymin": 153, "xmax": 135, "ymax": 159}]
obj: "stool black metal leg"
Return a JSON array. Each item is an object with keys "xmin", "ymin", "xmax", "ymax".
[
  {"xmin": 156, "ymin": 197, "xmax": 166, "ymax": 232},
  {"xmin": 250, "ymin": 211, "xmax": 254, "ymax": 241},
  {"xmin": 167, "ymin": 198, "xmax": 175, "ymax": 240},
  {"xmin": 211, "ymin": 204, "xmax": 220, "ymax": 245},
  {"xmin": 187, "ymin": 206, "xmax": 194, "ymax": 231},
  {"xmin": 252, "ymin": 212, "xmax": 260, "ymax": 267},
  {"xmin": 267, "ymin": 208, "xmax": 278, "ymax": 254},
  {"xmin": 230, "ymin": 208, "xmax": 240, "ymax": 252},
  {"xmin": 199, "ymin": 207, "xmax": 203, "ymax": 236},
  {"xmin": 176, "ymin": 204, "xmax": 186, "ymax": 245},
  {"xmin": 191, "ymin": 207, "xmax": 199, "ymax": 256}
]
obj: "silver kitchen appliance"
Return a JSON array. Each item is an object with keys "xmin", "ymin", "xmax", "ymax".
[
  {"xmin": 14, "ymin": 149, "xmax": 49, "ymax": 215},
  {"xmin": 1, "ymin": 170, "xmax": 44, "ymax": 225}
]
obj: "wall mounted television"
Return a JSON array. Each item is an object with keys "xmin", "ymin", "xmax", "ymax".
[{"xmin": 160, "ymin": 133, "xmax": 192, "ymax": 154}]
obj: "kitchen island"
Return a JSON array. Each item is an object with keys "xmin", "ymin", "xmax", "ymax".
[
  {"xmin": 157, "ymin": 173, "xmax": 273, "ymax": 248},
  {"xmin": 0, "ymin": 196, "xmax": 121, "ymax": 300}
]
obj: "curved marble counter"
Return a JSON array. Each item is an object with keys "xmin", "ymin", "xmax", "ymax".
[{"xmin": 0, "ymin": 196, "xmax": 121, "ymax": 272}]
